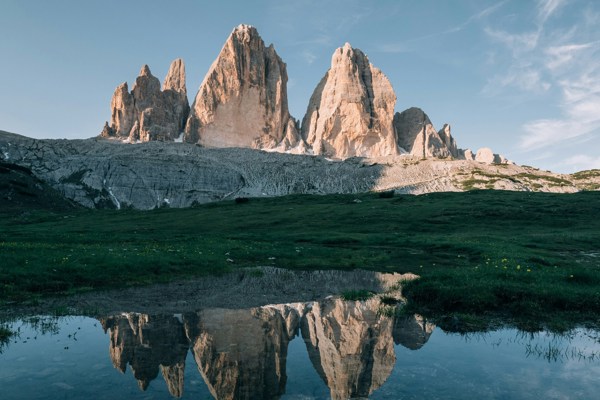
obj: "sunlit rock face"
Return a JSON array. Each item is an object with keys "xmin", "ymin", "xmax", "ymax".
[
  {"xmin": 184, "ymin": 24, "xmax": 302, "ymax": 151},
  {"xmin": 101, "ymin": 313, "xmax": 190, "ymax": 397},
  {"xmin": 301, "ymin": 43, "xmax": 398, "ymax": 158},
  {"xmin": 101, "ymin": 59, "xmax": 190, "ymax": 142},
  {"xmin": 475, "ymin": 147, "xmax": 501, "ymax": 164},
  {"xmin": 300, "ymin": 298, "xmax": 396, "ymax": 400},
  {"xmin": 187, "ymin": 304, "xmax": 304, "ymax": 400}
]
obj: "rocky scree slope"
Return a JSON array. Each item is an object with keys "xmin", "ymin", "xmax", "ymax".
[{"xmin": 0, "ymin": 130, "xmax": 587, "ymax": 210}]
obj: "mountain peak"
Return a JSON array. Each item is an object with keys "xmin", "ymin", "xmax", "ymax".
[
  {"xmin": 301, "ymin": 43, "xmax": 397, "ymax": 158},
  {"xmin": 163, "ymin": 58, "xmax": 186, "ymax": 93},
  {"xmin": 184, "ymin": 25, "xmax": 301, "ymax": 150},
  {"xmin": 139, "ymin": 64, "xmax": 152, "ymax": 77}
]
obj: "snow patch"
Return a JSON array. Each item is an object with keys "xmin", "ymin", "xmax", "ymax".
[
  {"xmin": 121, "ymin": 138, "xmax": 142, "ymax": 144},
  {"xmin": 163, "ymin": 198, "xmax": 170, "ymax": 205},
  {"xmin": 107, "ymin": 187, "xmax": 121, "ymax": 210},
  {"xmin": 174, "ymin": 132, "xmax": 184, "ymax": 143},
  {"xmin": 2, "ymin": 151, "xmax": 8, "ymax": 160}
]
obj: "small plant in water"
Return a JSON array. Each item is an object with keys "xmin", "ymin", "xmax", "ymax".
[
  {"xmin": 341, "ymin": 289, "xmax": 374, "ymax": 301},
  {"xmin": 0, "ymin": 326, "xmax": 15, "ymax": 353},
  {"xmin": 0, "ymin": 326, "xmax": 14, "ymax": 341}
]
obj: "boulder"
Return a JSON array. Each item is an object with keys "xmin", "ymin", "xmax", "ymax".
[{"xmin": 475, "ymin": 147, "xmax": 501, "ymax": 164}]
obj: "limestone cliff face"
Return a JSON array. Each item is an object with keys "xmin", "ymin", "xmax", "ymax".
[
  {"xmin": 101, "ymin": 59, "xmax": 190, "ymax": 142},
  {"xmin": 393, "ymin": 107, "xmax": 455, "ymax": 159},
  {"xmin": 101, "ymin": 313, "xmax": 190, "ymax": 397},
  {"xmin": 301, "ymin": 43, "xmax": 398, "ymax": 158},
  {"xmin": 184, "ymin": 24, "xmax": 301, "ymax": 151},
  {"xmin": 187, "ymin": 305, "xmax": 303, "ymax": 400},
  {"xmin": 300, "ymin": 298, "xmax": 396, "ymax": 400},
  {"xmin": 437, "ymin": 123, "xmax": 459, "ymax": 158}
]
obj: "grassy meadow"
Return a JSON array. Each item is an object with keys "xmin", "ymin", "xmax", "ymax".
[{"xmin": 1, "ymin": 190, "xmax": 599, "ymax": 331}]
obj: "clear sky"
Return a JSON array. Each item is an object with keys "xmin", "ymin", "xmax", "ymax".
[{"xmin": 1, "ymin": 0, "xmax": 599, "ymax": 173}]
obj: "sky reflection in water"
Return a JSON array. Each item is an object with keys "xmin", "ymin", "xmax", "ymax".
[{"xmin": 1, "ymin": 299, "xmax": 599, "ymax": 399}]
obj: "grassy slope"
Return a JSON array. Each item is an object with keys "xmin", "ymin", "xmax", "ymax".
[{"xmin": 1, "ymin": 191, "xmax": 599, "ymax": 330}]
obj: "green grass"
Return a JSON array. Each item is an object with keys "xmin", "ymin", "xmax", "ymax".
[
  {"xmin": 341, "ymin": 289, "xmax": 375, "ymax": 301},
  {"xmin": 514, "ymin": 173, "xmax": 572, "ymax": 186},
  {"xmin": 571, "ymin": 169, "xmax": 600, "ymax": 180},
  {"xmin": 1, "ymin": 190, "xmax": 600, "ymax": 330}
]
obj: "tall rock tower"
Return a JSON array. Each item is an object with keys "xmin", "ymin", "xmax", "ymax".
[
  {"xmin": 301, "ymin": 43, "xmax": 398, "ymax": 158},
  {"xmin": 101, "ymin": 59, "xmax": 189, "ymax": 142},
  {"xmin": 184, "ymin": 24, "xmax": 301, "ymax": 150}
]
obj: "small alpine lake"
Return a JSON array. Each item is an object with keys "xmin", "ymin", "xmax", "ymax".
[{"xmin": 1, "ymin": 302, "xmax": 599, "ymax": 400}]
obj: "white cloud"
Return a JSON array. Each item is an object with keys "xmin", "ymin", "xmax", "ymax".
[
  {"xmin": 545, "ymin": 42, "xmax": 594, "ymax": 71},
  {"xmin": 481, "ymin": 0, "xmax": 600, "ymax": 153},
  {"xmin": 560, "ymin": 154, "xmax": 600, "ymax": 171},
  {"xmin": 537, "ymin": 0, "xmax": 568, "ymax": 23},
  {"xmin": 376, "ymin": 2, "xmax": 506, "ymax": 54},
  {"xmin": 484, "ymin": 28, "xmax": 540, "ymax": 54},
  {"xmin": 483, "ymin": 65, "xmax": 550, "ymax": 95},
  {"xmin": 445, "ymin": 1, "xmax": 508, "ymax": 34},
  {"xmin": 521, "ymin": 118, "xmax": 597, "ymax": 150}
]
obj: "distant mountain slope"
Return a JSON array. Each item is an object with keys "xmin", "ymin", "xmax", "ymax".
[{"xmin": 1, "ymin": 130, "xmax": 595, "ymax": 210}]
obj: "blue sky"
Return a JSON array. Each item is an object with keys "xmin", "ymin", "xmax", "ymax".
[{"xmin": 1, "ymin": 0, "xmax": 599, "ymax": 173}]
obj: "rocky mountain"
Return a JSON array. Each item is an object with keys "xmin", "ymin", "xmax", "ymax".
[
  {"xmin": 98, "ymin": 296, "xmax": 435, "ymax": 399},
  {"xmin": 184, "ymin": 24, "xmax": 302, "ymax": 151},
  {"xmin": 101, "ymin": 313, "xmax": 189, "ymax": 397},
  {"xmin": 301, "ymin": 297, "xmax": 396, "ymax": 400},
  {"xmin": 301, "ymin": 43, "xmax": 398, "ymax": 158},
  {"xmin": 100, "ymin": 59, "xmax": 189, "ymax": 142},
  {"xmin": 96, "ymin": 25, "xmax": 512, "ymax": 163},
  {"xmin": 0, "ymin": 159, "xmax": 78, "ymax": 212},
  {"xmin": 187, "ymin": 305, "xmax": 302, "ymax": 400},
  {"xmin": 0, "ymin": 131, "xmax": 588, "ymax": 210}
]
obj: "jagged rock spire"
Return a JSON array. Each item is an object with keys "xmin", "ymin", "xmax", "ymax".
[
  {"xmin": 184, "ymin": 24, "xmax": 302, "ymax": 150},
  {"xmin": 101, "ymin": 59, "xmax": 189, "ymax": 142},
  {"xmin": 301, "ymin": 43, "xmax": 398, "ymax": 158},
  {"xmin": 163, "ymin": 58, "xmax": 186, "ymax": 93}
]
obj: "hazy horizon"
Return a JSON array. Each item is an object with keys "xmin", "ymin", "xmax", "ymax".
[{"xmin": 1, "ymin": 0, "xmax": 599, "ymax": 173}]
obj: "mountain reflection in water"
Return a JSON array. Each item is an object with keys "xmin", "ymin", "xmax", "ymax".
[{"xmin": 100, "ymin": 297, "xmax": 433, "ymax": 399}]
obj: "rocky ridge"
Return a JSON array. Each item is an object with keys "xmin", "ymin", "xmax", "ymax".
[
  {"xmin": 0, "ymin": 131, "xmax": 587, "ymax": 210},
  {"xmin": 99, "ymin": 25, "xmax": 507, "ymax": 162}
]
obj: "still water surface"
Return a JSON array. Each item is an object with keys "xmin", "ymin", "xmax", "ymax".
[{"xmin": 1, "ymin": 298, "xmax": 599, "ymax": 399}]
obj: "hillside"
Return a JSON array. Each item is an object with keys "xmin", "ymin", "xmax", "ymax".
[
  {"xmin": 0, "ymin": 130, "xmax": 596, "ymax": 210},
  {"xmin": 0, "ymin": 159, "xmax": 77, "ymax": 212}
]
